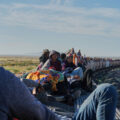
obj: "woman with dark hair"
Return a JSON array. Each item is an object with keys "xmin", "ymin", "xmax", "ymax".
[
  {"xmin": 60, "ymin": 53, "xmax": 66, "ymax": 62},
  {"xmin": 63, "ymin": 54, "xmax": 83, "ymax": 79},
  {"xmin": 41, "ymin": 50, "xmax": 62, "ymax": 71}
]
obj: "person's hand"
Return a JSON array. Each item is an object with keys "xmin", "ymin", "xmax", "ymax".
[{"xmin": 73, "ymin": 75, "xmax": 80, "ymax": 79}]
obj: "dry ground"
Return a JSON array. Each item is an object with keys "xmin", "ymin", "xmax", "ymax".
[{"xmin": 0, "ymin": 56, "xmax": 39, "ymax": 74}]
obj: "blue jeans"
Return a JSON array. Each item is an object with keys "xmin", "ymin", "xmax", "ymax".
[{"xmin": 73, "ymin": 83, "xmax": 117, "ymax": 120}]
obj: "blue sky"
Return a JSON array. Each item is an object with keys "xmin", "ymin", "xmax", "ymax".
[{"xmin": 0, "ymin": 0, "xmax": 120, "ymax": 57}]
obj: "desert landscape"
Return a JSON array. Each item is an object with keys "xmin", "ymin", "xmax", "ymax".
[{"xmin": 0, "ymin": 56, "xmax": 39, "ymax": 74}]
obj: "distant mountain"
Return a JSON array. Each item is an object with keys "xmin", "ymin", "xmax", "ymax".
[{"xmin": 24, "ymin": 52, "xmax": 42, "ymax": 57}]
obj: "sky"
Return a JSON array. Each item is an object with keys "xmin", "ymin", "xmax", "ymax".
[{"xmin": 0, "ymin": 0, "xmax": 120, "ymax": 57}]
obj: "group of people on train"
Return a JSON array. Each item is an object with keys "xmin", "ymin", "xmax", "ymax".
[{"xmin": 0, "ymin": 48, "xmax": 120, "ymax": 120}]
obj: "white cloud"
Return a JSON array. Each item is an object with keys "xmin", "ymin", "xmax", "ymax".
[
  {"xmin": 50, "ymin": 0, "xmax": 74, "ymax": 6},
  {"xmin": 0, "ymin": 3, "xmax": 120, "ymax": 38},
  {"xmin": 51, "ymin": 0, "xmax": 61, "ymax": 5}
]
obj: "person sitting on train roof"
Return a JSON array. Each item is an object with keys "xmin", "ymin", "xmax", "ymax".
[
  {"xmin": 37, "ymin": 49, "xmax": 50, "ymax": 70},
  {"xmin": 41, "ymin": 50, "xmax": 62, "ymax": 71},
  {"xmin": 63, "ymin": 54, "xmax": 83, "ymax": 81}
]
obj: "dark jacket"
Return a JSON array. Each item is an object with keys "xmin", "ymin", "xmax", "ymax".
[
  {"xmin": 50, "ymin": 59, "xmax": 62, "ymax": 71},
  {"xmin": 64, "ymin": 61, "xmax": 76, "ymax": 70},
  {"xmin": 0, "ymin": 67, "xmax": 59, "ymax": 120},
  {"xmin": 39, "ymin": 55, "xmax": 49, "ymax": 64}
]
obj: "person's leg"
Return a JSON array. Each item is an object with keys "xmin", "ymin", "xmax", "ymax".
[{"xmin": 73, "ymin": 83, "xmax": 117, "ymax": 120}]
